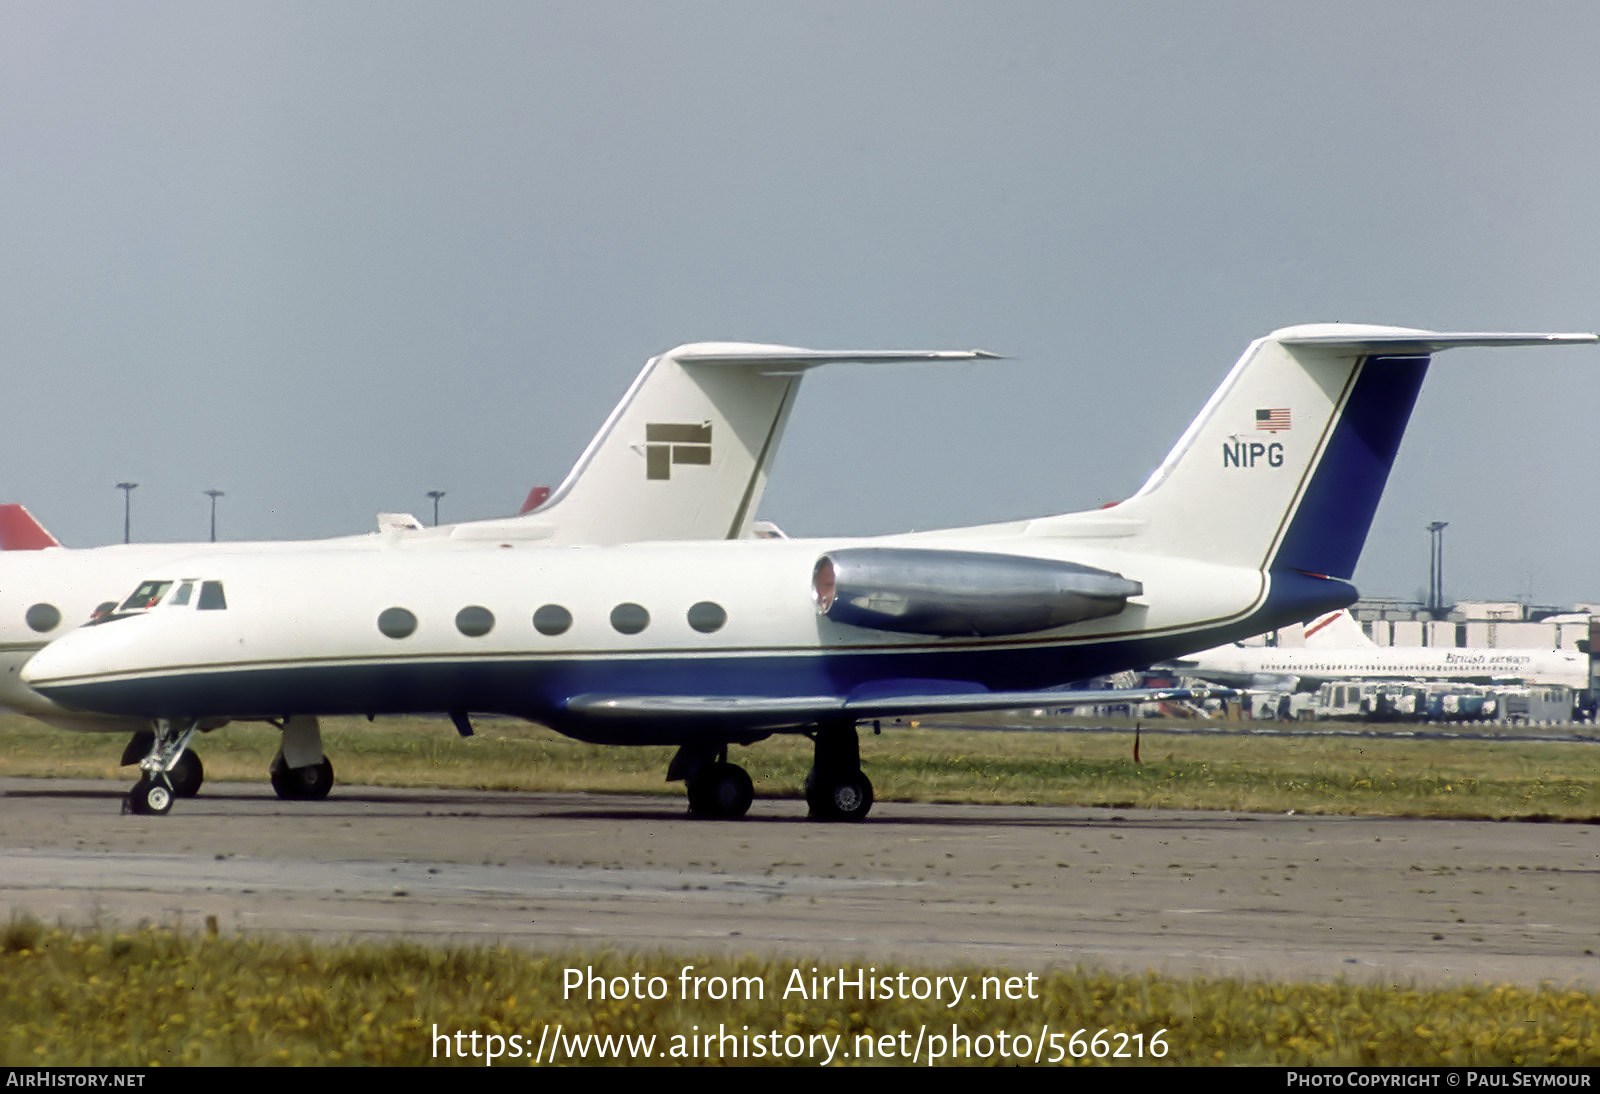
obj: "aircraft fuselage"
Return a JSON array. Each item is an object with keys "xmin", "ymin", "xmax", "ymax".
[{"xmin": 22, "ymin": 534, "xmax": 1343, "ymax": 743}]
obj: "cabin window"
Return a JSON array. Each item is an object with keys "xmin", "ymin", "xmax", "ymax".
[
  {"xmin": 377, "ymin": 607, "xmax": 417, "ymax": 639},
  {"xmin": 24, "ymin": 603, "xmax": 60, "ymax": 633},
  {"xmin": 456, "ymin": 605, "xmax": 495, "ymax": 637},
  {"xmin": 120, "ymin": 581, "xmax": 174, "ymax": 612},
  {"xmin": 610, "ymin": 602, "xmax": 649, "ymax": 635},
  {"xmin": 687, "ymin": 601, "xmax": 727, "ymax": 634},
  {"xmin": 198, "ymin": 581, "xmax": 227, "ymax": 610},
  {"xmin": 533, "ymin": 604, "xmax": 572, "ymax": 636}
]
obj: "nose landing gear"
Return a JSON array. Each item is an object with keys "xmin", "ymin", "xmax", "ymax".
[
  {"xmin": 122, "ymin": 717, "xmax": 200, "ymax": 816},
  {"xmin": 125, "ymin": 775, "xmax": 174, "ymax": 815}
]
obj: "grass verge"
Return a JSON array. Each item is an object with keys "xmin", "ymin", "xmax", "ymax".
[
  {"xmin": 2, "ymin": 920, "xmax": 1595, "ymax": 1066},
  {"xmin": 1, "ymin": 714, "xmax": 1595, "ymax": 820}
]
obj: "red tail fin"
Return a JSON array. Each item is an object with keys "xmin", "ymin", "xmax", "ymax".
[
  {"xmin": 0, "ymin": 504, "xmax": 62, "ymax": 549},
  {"xmin": 520, "ymin": 486, "xmax": 550, "ymax": 514}
]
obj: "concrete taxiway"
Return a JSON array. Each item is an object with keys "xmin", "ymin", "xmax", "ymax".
[{"xmin": 1, "ymin": 776, "xmax": 1595, "ymax": 989}]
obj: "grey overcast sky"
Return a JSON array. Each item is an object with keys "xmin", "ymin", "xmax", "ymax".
[{"xmin": 3, "ymin": 1, "xmax": 1598, "ymax": 605}]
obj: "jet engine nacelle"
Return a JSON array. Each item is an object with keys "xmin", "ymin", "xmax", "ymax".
[{"xmin": 812, "ymin": 547, "xmax": 1142, "ymax": 637}]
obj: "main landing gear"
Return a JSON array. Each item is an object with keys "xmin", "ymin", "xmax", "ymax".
[
  {"xmin": 669, "ymin": 744, "xmax": 755, "ymax": 819},
  {"xmin": 665, "ymin": 719, "xmax": 875, "ymax": 822},
  {"xmin": 268, "ymin": 715, "xmax": 334, "ymax": 801},
  {"xmin": 270, "ymin": 757, "xmax": 335, "ymax": 800},
  {"xmin": 804, "ymin": 719, "xmax": 873, "ymax": 822}
]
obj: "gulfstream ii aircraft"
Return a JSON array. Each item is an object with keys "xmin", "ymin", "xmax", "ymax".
[
  {"xmin": 3, "ymin": 343, "xmax": 989, "ymax": 798},
  {"xmin": 25, "ymin": 325, "xmax": 1596, "ymax": 819}
]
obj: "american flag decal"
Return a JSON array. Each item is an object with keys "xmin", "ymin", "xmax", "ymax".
[{"xmin": 1255, "ymin": 408, "xmax": 1291, "ymax": 432}]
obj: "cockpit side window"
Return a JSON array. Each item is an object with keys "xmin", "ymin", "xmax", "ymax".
[
  {"xmin": 119, "ymin": 581, "xmax": 174, "ymax": 612},
  {"xmin": 170, "ymin": 582, "xmax": 194, "ymax": 607},
  {"xmin": 197, "ymin": 581, "xmax": 227, "ymax": 611}
]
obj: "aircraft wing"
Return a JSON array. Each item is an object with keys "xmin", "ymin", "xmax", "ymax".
[{"xmin": 564, "ymin": 685, "xmax": 1233, "ymax": 729}]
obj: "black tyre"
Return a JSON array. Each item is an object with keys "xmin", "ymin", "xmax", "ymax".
[
  {"xmin": 271, "ymin": 758, "xmax": 335, "ymax": 801},
  {"xmin": 687, "ymin": 763, "xmax": 754, "ymax": 819},
  {"xmin": 169, "ymin": 751, "xmax": 204, "ymax": 798},
  {"xmin": 128, "ymin": 776, "xmax": 173, "ymax": 816},
  {"xmin": 807, "ymin": 771, "xmax": 873, "ymax": 822}
]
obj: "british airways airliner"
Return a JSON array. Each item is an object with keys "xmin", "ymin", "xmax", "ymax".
[
  {"xmin": 24, "ymin": 325, "xmax": 1595, "ymax": 820},
  {"xmin": 1166, "ymin": 608, "xmax": 1591, "ymax": 691}
]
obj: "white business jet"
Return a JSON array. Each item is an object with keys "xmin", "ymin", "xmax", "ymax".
[
  {"xmin": 4, "ymin": 342, "xmax": 991, "ymax": 798},
  {"xmin": 25, "ymin": 325, "xmax": 1595, "ymax": 820}
]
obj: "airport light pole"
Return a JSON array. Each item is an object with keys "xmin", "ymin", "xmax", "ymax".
[
  {"xmin": 204, "ymin": 489, "xmax": 224, "ymax": 542},
  {"xmin": 1427, "ymin": 521, "xmax": 1449, "ymax": 617},
  {"xmin": 116, "ymin": 482, "xmax": 138, "ymax": 544},
  {"xmin": 427, "ymin": 490, "xmax": 446, "ymax": 527}
]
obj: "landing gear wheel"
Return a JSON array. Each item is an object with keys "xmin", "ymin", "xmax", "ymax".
[
  {"xmin": 687, "ymin": 762, "xmax": 754, "ymax": 820},
  {"xmin": 806, "ymin": 719, "xmax": 874, "ymax": 822},
  {"xmin": 169, "ymin": 751, "xmax": 204, "ymax": 798},
  {"xmin": 270, "ymin": 757, "xmax": 334, "ymax": 801},
  {"xmin": 806, "ymin": 769, "xmax": 873, "ymax": 822},
  {"xmin": 127, "ymin": 776, "xmax": 173, "ymax": 816}
]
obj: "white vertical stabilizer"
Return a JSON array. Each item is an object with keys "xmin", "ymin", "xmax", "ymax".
[
  {"xmin": 453, "ymin": 344, "xmax": 996, "ymax": 545},
  {"xmin": 1300, "ymin": 609, "xmax": 1376, "ymax": 649},
  {"xmin": 1105, "ymin": 326, "xmax": 1596, "ymax": 580}
]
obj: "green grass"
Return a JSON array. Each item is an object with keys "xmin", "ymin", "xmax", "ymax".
[
  {"xmin": 2, "ymin": 713, "xmax": 1595, "ymax": 820},
  {"xmin": 2, "ymin": 921, "xmax": 1595, "ymax": 1066}
]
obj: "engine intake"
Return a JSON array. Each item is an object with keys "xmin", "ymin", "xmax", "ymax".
[{"xmin": 812, "ymin": 547, "xmax": 1141, "ymax": 637}]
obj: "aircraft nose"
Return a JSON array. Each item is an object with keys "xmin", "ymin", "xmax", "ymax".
[
  {"xmin": 21, "ymin": 628, "xmax": 107, "ymax": 689},
  {"xmin": 22, "ymin": 642, "xmax": 69, "ymax": 688}
]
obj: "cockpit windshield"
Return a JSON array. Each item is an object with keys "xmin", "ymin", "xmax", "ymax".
[
  {"xmin": 98, "ymin": 578, "xmax": 227, "ymax": 623},
  {"xmin": 118, "ymin": 581, "xmax": 174, "ymax": 613}
]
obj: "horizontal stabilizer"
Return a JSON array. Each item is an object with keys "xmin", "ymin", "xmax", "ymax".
[
  {"xmin": 672, "ymin": 348, "xmax": 1001, "ymax": 372},
  {"xmin": 1278, "ymin": 330, "xmax": 1598, "ymax": 353},
  {"xmin": 566, "ymin": 685, "xmax": 1233, "ymax": 728}
]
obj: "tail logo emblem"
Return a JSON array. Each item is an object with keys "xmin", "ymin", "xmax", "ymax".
[{"xmin": 645, "ymin": 423, "xmax": 713, "ymax": 480}]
